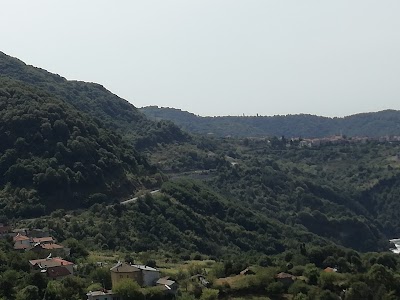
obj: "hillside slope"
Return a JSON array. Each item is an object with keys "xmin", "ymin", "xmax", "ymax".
[
  {"xmin": 0, "ymin": 77, "xmax": 159, "ymax": 217},
  {"xmin": 0, "ymin": 52, "xmax": 189, "ymax": 148},
  {"xmin": 0, "ymin": 52, "xmax": 396, "ymax": 257},
  {"xmin": 140, "ymin": 106, "xmax": 400, "ymax": 138}
]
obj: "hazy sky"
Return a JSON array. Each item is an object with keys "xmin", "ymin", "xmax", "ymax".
[{"xmin": 1, "ymin": 1, "xmax": 400, "ymax": 117}]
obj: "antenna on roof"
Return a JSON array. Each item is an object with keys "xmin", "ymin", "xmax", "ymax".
[{"xmin": 46, "ymin": 253, "xmax": 52, "ymax": 259}]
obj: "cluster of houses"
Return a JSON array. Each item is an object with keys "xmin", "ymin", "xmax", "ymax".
[
  {"xmin": 0, "ymin": 224, "xmax": 64, "ymax": 256},
  {"xmin": 299, "ymin": 135, "xmax": 400, "ymax": 148},
  {"xmin": 87, "ymin": 262, "xmax": 178, "ymax": 300},
  {"xmin": 29, "ymin": 256, "xmax": 75, "ymax": 279},
  {"xmin": 12, "ymin": 229, "xmax": 70, "ymax": 257},
  {"xmin": 1, "ymin": 224, "xmax": 177, "ymax": 299},
  {"xmin": 0, "ymin": 224, "xmax": 60, "ymax": 253},
  {"xmin": 275, "ymin": 267, "xmax": 338, "ymax": 287},
  {"xmin": 4, "ymin": 224, "xmax": 345, "ymax": 299},
  {"xmin": 0, "ymin": 224, "xmax": 75, "ymax": 280}
]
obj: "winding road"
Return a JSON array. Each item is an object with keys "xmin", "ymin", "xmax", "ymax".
[{"xmin": 119, "ymin": 189, "xmax": 160, "ymax": 205}]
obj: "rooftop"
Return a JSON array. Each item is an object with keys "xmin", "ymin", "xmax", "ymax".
[
  {"xmin": 157, "ymin": 277, "xmax": 176, "ymax": 286},
  {"xmin": 32, "ymin": 237, "xmax": 55, "ymax": 243},
  {"xmin": 133, "ymin": 264, "xmax": 159, "ymax": 272},
  {"xmin": 13, "ymin": 233, "xmax": 30, "ymax": 241},
  {"xmin": 110, "ymin": 262, "xmax": 140, "ymax": 273},
  {"xmin": 38, "ymin": 243, "xmax": 63, "ymax": 250},
  {"xmin": 29, "ymin": 257, "xmax": 73, "ymax": 268}
]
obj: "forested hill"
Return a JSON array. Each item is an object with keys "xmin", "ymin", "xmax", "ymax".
[
  {"xmin": 0, "ymin": 76, "xmax": 161, "ymax": 217},
  {"xmin": 140, "ymin": 106, "xmax": 400, "ymax": 138},
  {"xmin": 0, "ymin": 52, "xmax": 189, "ymax": 148}
]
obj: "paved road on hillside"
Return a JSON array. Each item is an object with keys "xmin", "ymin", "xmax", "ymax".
[{"xmin": 120, "ymin": 189, "xmax": 160, "ymax": 205}]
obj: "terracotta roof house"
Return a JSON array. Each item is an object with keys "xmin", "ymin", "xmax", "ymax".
[
  {"xmin": 32, "ymin": 237, "xmax": 55, "ymax": 244},
  {"xmin": 30, "ymin": 243, "xmax": 69, "ymax": 257},
  {"xmin": 13, "ymin": 233, "xmax": 30, "ymax": 242},
  {"xmin": 40, "ymin": 243, "xmax": 63, "ymax": 250},
  {"xmin": 13, "ymin": 233, "xmax": 31, "ymax": 250},
  {"xmin": 29, "ymin": 257, "xmax": 74, "ymax": 276}
]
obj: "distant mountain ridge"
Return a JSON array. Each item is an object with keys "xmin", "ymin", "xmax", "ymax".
[{"xmin": 140, "ymin": 106, "xmax": 400, "ymax": 138}]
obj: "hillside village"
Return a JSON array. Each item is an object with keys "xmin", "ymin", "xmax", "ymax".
[
  {"xmin": 1, "ymin": 224, "xmax": 180, "ymax": 299},
  {"xmin": 0, "ymin": 224, "xmax": 360, "ymax": 300},
  {"xmin": 87, "ymin": 262, "xmax": 178, "ymax": 300}
]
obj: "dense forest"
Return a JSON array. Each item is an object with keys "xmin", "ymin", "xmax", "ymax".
[
  {"xmin": 0, "ymin": 76, "xmax": 162, "ymax": 217},
  {"xmin": 0, "ymin": 52, "xmax": 189, "ymax": 149},
  {"xmin": 140, "ymin": 106, "xmax": 400, "ymax": 138},
  {"xmin": 2, "ymin": 52, "xmax": 400, "ymax": 299}
]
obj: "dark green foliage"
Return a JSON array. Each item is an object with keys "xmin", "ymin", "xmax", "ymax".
[
  {"xmin": 0, "ymin": 77, "xmax": 159, "ymax": 216},
  {"xmin": 318, "ymin": 290, "xmax": 338, "ymax": 300},
  {"xmin": 0, "ymin": 52, "xmax": 189, "ymax": 149},
  {"xmin": 114, "ymin": 280, "xmax": 145, "ymax": 300},
  {"xmin": 63, "ymin": 238, "xmax": 89, "ymax": 260},
  {"xmin": 16, "ymin": 285, "xmax": 40, "ymax": 300},
  {"xmin": 88, "ymin": 267, "xmax": 112, "ymax": 290},
  {"xmin": 2, "ymin": 51, "xmax": 400, "ymax": 300}
]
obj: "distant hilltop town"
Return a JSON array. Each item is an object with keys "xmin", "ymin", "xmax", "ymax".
[
  {"xmin": 297, "ymin": 135, "xmax": 400, "ymax": 148},
  {"xmin": 241, "ymin": 134, "xmax": 400, "ymax": 150}
]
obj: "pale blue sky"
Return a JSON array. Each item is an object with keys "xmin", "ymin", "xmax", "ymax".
[{"xmin": 1, "ymin": 1, "xmax": 399, "ymax": 117}]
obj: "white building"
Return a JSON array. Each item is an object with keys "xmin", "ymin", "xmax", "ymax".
[{"xmin": 133, "ymin": 264, "xmax": 160, "ymax": 286}]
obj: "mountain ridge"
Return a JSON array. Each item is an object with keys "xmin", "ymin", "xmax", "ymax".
[
  {"xmin": 140, "ymin": 106, "xmax": 400, "ymax": 138},
  {"xmin": 0, "ymin": 52, "xmax": 189, "ymax": 149},
  {"xmin": 0, "ymin": 51, "xmax": 397, "ymax": 256}
]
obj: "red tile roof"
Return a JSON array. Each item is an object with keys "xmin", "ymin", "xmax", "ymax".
[
  {"xmin": 32, "ymin": 237, "xmax": 54, "ymax": 243},
  {"xmin": 40, "ymin": 243, "xmax": 63, "ymax": 250},
  {"xmin": 52, "ymin": 258, "xmax": 73, "ymax": 265},
  {"xmin": 29, "ymin": 257, "xmax": 73, "ymax": 267},
  {"xmin": 13, "ymin": 233, "xmax": 30, "ymax": 241}
]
